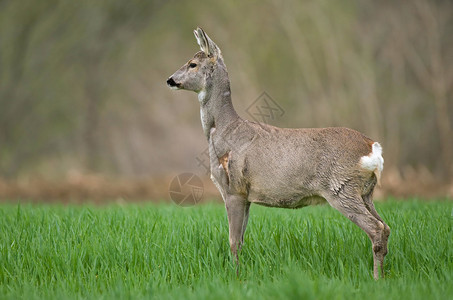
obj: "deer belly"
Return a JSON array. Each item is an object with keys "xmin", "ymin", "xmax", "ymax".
[{"xmin": 250, "ymin": 194, "xmax": 326, "ymax": 209}]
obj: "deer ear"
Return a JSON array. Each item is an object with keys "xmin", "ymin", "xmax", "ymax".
[
  {"xmin": 194, "ymin": 27, "xmax": 221, "ymax": 58},
  {"xmin": 194, "ymin": 28, "xmax": 208, "ymax": 54}
]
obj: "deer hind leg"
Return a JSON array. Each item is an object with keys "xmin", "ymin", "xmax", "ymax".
[
  {"xmin": 324, "ymin": 192, "xmax": 388, "ymax": 280},
  {"xmin": 362, "ymin": 191, "xmax": 390, "ymax": 278}
]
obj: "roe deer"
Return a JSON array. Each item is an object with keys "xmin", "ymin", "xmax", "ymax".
[{"xmin": 166, "ymin": 27, "xmax": 390, "ymax": 280}]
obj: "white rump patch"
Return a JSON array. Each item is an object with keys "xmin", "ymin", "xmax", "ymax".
[{"xmin": 360, "ymin": 142, "xmax": 384, "ymax": 184}]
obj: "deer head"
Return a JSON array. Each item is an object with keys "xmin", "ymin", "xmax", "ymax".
[{"xmin": 167, "ymin": 28, "xmax": 225, "ymax": 95}]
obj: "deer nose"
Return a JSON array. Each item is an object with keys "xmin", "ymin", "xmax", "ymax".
[{"xmin": 167, "ymin": 77, "xmax": 177, "ymax": 87}]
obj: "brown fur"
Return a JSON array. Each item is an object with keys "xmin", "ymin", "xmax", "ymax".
[{"xmin": 167, "ymin": 27, "xmax": 390, "ymax": 280}]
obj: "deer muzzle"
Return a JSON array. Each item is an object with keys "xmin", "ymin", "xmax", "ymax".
[{"xmin": 166, "ymin": 77, "xmax": 181, "ymax": 89}]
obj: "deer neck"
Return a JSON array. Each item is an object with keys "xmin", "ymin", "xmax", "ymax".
[{"xmin": 198, "ymin": 68, "xmax": 239, "ymax": 139}]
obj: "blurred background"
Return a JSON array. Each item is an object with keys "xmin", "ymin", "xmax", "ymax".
[{"xmin": 0, "ymin": 0, "xmax": 452, "ymax": 202}]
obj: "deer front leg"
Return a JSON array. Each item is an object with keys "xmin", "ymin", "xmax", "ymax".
[
  {"xmin": 241, "ymin": 202, "xmax": 251, "ymax": 245},
  {"xmin": 225, "ymin": 194, "xmax": 249, "ymax": 271},
  {"xmin": 208, "ymin": 128, "xmax": 230, "ymax": 198}
]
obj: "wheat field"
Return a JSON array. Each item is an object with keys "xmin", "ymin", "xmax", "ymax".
[{"xmin": 0, "ymin": 200, "xmax": 452, "ymax": 299}]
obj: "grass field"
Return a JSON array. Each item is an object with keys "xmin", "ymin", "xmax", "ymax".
[{"xmin": 0, "ymin": 199, "xmax": 452, "ymax": 299}]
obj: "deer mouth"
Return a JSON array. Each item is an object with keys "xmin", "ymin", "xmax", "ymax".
[{"xmin": 167, "ymin": 77, "xmax": 182, "ymax": 89}]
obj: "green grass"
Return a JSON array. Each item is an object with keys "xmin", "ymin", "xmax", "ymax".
[{"xmin": 0, "ymin": 199, "xmax": 452, "ymax": 299}]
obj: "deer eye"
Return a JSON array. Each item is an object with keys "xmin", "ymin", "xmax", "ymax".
[{"xmin": 189, "ymin": 63, "xmax": 197, "ymax": 68}]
